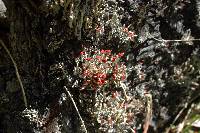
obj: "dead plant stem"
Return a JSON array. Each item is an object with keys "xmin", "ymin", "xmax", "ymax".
[
  {"xmin": 148, "ymin": 32, "xmax": 200, "ymax": 42},
  {"xmin": 143, "ymin": 93, "xmax": 152, "ymax": 133},
  {"xmin": 64, "ymin": 86, "xmax": 88, "ymax": 133},
  {"xmin": 0, "ymin": 39, "xmax": 27, "ymax": 107}
]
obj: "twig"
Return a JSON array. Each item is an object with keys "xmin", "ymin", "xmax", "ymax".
[
  {"xmin": 64, "ymin": 86, "xmax": 88, "ymax": 133},
  {"xmin": 0, "ymin": 39, "xmax": 27, "ymax": 107},
  {"xmin": 172, "ymin": 92, "xmax": 200, "ymax": 125},
  {"xmin": 147, "ymin": 32, "xmax": 200, "ymax": 42},
  {"xmin": 165, "ymin": 93, "xmax": 200, "ymax": 133},
  {"xmin": 143, "ymin": 93, "xmax": 152, "ymax": 133},
  {"xmin": 120, "ymin": 82, "xmax": 129, "ymax": 100},
  {"xmin": 171, "ymin": 104, "xmax": 188, "ymax": 126},
  {"xmin": 176, "ymin": 104, "xmax": 193, "ymax": 133}
]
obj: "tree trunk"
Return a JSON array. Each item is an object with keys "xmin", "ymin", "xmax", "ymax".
[{"xmin": 0, "ymin": 0, "xmax": 83, "ymax": 132}]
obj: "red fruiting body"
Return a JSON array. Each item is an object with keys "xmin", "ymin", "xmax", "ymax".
[
  {"xmin": 96, "ymin": 55, "xmax": 101, "ymax": 59},
  {"xmin": 79, "ymin": 49, "xmax": 126, "ymax": 90},
  {"xmin": 100, "ymin": 49, "xmax": 105, "ymax": 53},
  {"xmin": 111, "ymin": 57, "xmax": 116, "ymax": 62},
  {"xmin": 80, "ymin": 51, "xmax": 85, "ymax": 55},
  {"xmin": 105, "ymin": 50, "xmax": 111, "ymax": 53},
  {"xmin": 128, "ymin": 31, "xmax": 135, "ymax": 41},
  {"xmin": 128, "ymin": 31, "xmax": 134, "ymax": 36},
  {"xmin": 123, "ymin": 27, "xmax": 129, "ymax": 33},
  {"xmin": 102, "ymin": 58, "xmax": 107, "ymax": 63},
  {"xmin": 95, "ymin": 26, "xmax": 103, "ymax": 33},
  {"xmin": 118, "ymin": 52, "xmax": 124, "ymax": 57},
  {"xmin": 112, "ymin": 91, "xmax": 119, "ymax": 99},
  {"xmin": 85, "ymin": 57, "xmax": 92, "ymax": 61}
]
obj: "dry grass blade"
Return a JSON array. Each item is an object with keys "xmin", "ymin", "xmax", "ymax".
[
  {"xmin": 0, "ymin": 39, "xmax": 27, "ymax": 107},
  {"xmin": 64, "ymin": 86, "xmax": 88, "ymax": 133},
  {"xmin": 143, "ymin": 93, "xmax": 152, "ymax": 133}
]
